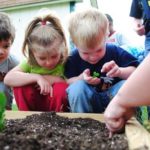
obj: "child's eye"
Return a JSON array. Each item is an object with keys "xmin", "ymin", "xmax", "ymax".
[
  {"xmin": 39, "ymin": 57, "xmax": 46, "ymax": 61},
  {"xmin": 97, "ymin": 49, "xmax": 102, "ymax": 53},
  {"xmin": 83, "ymin": 52, "xmax": 88, "ymax": 55},
  {"xmin": 51, "ymin": 55, "xmax": 58, "ymax": 59},
  {"xmin": 3, "ymin": 45, "xmax": 10, "ymax": 49}
]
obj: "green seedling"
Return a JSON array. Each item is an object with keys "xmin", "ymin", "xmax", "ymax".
[
  {"xmin": 143, "ymin": 120, "xmax": 150, "ymax": 132},
  {"xmin": 0, "ymin": 92, "xmax": 6, "ymax": 131},
  {"xmin": 92, "ymin": 71, "xmax": 100, "ymax": 78}
]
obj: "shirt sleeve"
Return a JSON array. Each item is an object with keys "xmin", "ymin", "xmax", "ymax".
[
  {"xmin": 115, "ymin": 46, "xmax": 140, "ymax": 67},
  {"xmin": 19, "ymin": 59, "xmax": 31, "ymax": 73},
  {"xmin": 129, "ymin": 0, "xmax": 143, "ymax": 19},
  {"xmin": 8, "ymin": 55, "xmax": 19, "ymax": 70},
  {"xmin": 64, "ymin": 50, "xmax": 81, "ymax": 78}
]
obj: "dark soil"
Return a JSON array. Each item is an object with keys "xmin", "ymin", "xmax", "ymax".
[{"xmin": 0, "ymin": 112, "xmax": 129, "ymax": 150}]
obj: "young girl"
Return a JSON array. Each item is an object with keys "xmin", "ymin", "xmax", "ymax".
[{"xmin": 4, "ymin": 10, "xmax": 69, "ymax": 112}]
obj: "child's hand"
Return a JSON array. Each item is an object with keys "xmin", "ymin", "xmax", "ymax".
[
  {"xmin": 83, "ymin": 69, "xmax": 100, "ymax": 85},
  {"xmin": 101, "ymin": 60, "xmax": 121, "ymax": 78},
  {"xmin": 104, "ymin": 99, "xmax": 134, "ymax": 133},
  {"xmin": 37, "ymin": 76, "xmax": 53, "ymax": 95}
]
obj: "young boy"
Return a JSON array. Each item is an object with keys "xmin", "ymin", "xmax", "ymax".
[
  {"xmin": 65, "ymin": 8, "xmax": 139, "ymax": 113},
  {"xmin": 0, "ymin": 12, "xmax": 19, "ymax": 109}
]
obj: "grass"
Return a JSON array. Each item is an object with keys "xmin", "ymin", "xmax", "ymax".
[{"xmin": 12, "ymin": 104, "xmax": 18, "ymax": 111}]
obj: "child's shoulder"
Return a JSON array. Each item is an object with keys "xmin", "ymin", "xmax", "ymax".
[
  {"xmin": 106, "ymin": 44, "xmax": 121, "ymax": 53},
  {"xmin": 68, "ymin": 49, "xmax": 80, "ymax": 59},
  {"xmin": 8, "ymin": 54, "xmax": 19, "ymax": 64}
]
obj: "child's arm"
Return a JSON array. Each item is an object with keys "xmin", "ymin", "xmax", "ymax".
[
  {"xmin": 101, "ymin": 60, "xmax": 136, "ymax": 79},
  {"xmin": 4, "ymin": 65, "xmax": 43, "ymax": 87},
  {"xmin": 66, "ymin": 73, "xmax": 83, "ymax": 84},
  {"xmin": 104, "ymin": 54, "xmax": 150, "ymax": 132},
  {"xmin": 4, "ymin": 65, "xmax": 54, "ymax": 95},
  {"xmin": 43, "ymin": 75, "xmax": 66, "ymax": 84}
]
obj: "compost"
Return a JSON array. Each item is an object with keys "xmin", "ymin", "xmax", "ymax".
[{"xmin": 0, "ymin": 112, "xmax": 129, "ymax": 150}]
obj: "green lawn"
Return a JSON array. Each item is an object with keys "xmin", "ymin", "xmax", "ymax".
[{"xmin": 12, "ymin": 104, "xmax": 18, "ymax": 111}]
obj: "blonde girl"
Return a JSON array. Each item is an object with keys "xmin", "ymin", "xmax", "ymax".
[{"xmin": 4, "ymin": 10, "xmax": 69, "ymax": 112}]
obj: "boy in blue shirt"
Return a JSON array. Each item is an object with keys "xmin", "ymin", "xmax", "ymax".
[{"xmin": 65, "ymin": 8, "xmax": 139, "ymax": 113}]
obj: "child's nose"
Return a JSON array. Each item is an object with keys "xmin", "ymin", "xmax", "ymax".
[
  {"xmin": 0, "ymin": 49, "xmax": 4, "ymax": 55},
  {"xmin": 46, "ymin": 60, "xmax": 51, "ymax": 65},
  {"xmin": 90, "ymin": 55, "xmax": 98, "ymax": 60}
]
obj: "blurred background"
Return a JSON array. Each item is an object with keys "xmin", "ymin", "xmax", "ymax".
[{"xmin": 0, "ymin": 0, "xmax": 145, "ymax": 61}]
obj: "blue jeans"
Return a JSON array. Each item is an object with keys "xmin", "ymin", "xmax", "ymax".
[
  {"xmin": 67, "ymin": 80, "xmax": 125, "ymax": 113},
  {"xmin": 144, "ymin": 31, "xmax": 150, "ymax": 58},
  {"xmin": 0, "ymin": 82, "xmax": 13, "ymax": 109}
]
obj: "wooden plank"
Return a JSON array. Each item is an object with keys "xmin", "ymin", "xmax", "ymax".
[
  {"xmin": 5, "ymin": 111, "xmax": 150, "ymax": 150},
  {"xmin": 126, "ymin": 117, "xmax": 150, "ymax": 150},
  {"xmin": 5, "ymin": 111, "xmax": 104, "ymax": 121},
  {"xmin": 5, "ymin": 110, "xmax": 41, "ymax": 119}
]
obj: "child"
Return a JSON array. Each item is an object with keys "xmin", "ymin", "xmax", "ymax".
[
  {"xmin": 0, "ymin": 12, "xmax": 19, "ymax": 110},
  {"xmin": 104, "ymin": 54, "xmax": 150, "ymax": 133},
  {"xmin": 105, "ymin": 13, "xmax": 130, "ymax": 47},
  {"xmin": 4, "ymin": 10, "xmax": 69, "ymax": 112},
  {"xmin": 65, "ymin": 8, "xmax": 139, "ymax": 113},
  {"xmin": 106, "ymin": 13, "xmax": 145, "ymax": 62}
]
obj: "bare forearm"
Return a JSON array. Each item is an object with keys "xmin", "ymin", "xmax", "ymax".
[
  {"xmin": 4, "ymin": 72, "xmax": 40, "ymax": 87},
  {"xmin": 114, "ymin": 56, "xmax": 150, "ymax": 107},
  {"xmin": 43, "ymin": 75, "xmax": 66, "ymax": 84},
  {"xmin": 66, "ymin": 74, "xmax": 83, "ymax": 84},
  {"xmin": 119, "ymin": 66, "xmax": 136, "ymax": 79}
]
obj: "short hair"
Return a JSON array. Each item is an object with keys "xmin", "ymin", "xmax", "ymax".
[
  {"xmin": 105, "ymin": 14, "xmax": 113, "ymax": 24},
  {"xmin": 0, "ymin": 12, "xmax": 15, "ymax": 42},
  {"xmin": 22, "ymin": 9, "xmax": 68, "ymax": 66},
  {"xmin": 68, "ymin": 8, "xmax": 108, "ymax": 49}
]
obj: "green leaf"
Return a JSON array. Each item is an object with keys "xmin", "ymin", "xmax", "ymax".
[
  {"xmin": 0, "ymin": 92, "xmax": 6, "ymax": 131},
  {"xmin": 92, "ymin": 72, "xmax": 100, "ymax": 78}
]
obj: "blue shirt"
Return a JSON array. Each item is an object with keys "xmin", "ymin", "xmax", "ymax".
[
  {"xmin": 65, "ymin": 44, "xmax": 139, "ymax": 86},
  {"xmin": 130, "ymin": 0, "xmax": 150, "ymax": 34}
]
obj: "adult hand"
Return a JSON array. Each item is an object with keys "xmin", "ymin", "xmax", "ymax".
[{"xmin": 135, "ymin": 24, "xmax": 145, "ymax": 36}]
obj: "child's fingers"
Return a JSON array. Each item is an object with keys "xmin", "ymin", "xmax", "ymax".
[
  {"xmin": 105, "ymin": 117, "xmax": 125, "ymax": 133},
  {"xmin": 101, "ymin": 61, "xmax": 116, "ymax": 73},
  {"xmin": 107, "ymin": 65, "xmax": 119, "ymax": 77},
  {"xmin": 50, "ymin": 85, "xmax": 53, "ymax": 97}
]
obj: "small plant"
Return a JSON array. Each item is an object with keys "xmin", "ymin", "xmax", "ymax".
[
  {"xmin": 143, "ymin": 120, "xmax": 150, "ymax": 132},
  {"xmin": 0, "ymin": 92, "xmax": 6, "ymax": 131},
  {"xmin": 92, "ymin": 72, "xmax": 100, "ymax": 78}
]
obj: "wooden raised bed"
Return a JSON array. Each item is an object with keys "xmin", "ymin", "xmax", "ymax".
[{"xmin": 5, "ymin": 111, "xmax": 150, "ymax": 149}]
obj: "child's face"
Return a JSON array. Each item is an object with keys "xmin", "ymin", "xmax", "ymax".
[
  {"xmin": 33, "ymin": 49, "xmax": 61, "ymax": 69},
  {"xmin": 78, "ymin": 43, "xmax": 106, "ymax": 64},
  {"xmin": 0, "ymin": 39, "xmax": 11, "ymax": 63}
]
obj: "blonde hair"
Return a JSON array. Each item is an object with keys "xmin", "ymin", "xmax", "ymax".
[
  {"xmin": 0, "ymin": 12, "xmax": 15, "ymax": 43},
  {"xmin": 68, "ymin": 8, "xmax": 108, "ymax": 49},
  {"xmin": 22, "ymin": 9, "xmax": 68, "ymax": 66}
]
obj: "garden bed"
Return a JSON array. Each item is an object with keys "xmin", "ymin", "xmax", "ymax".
[{"xmin": 2, "ymin": 111, "xmax": 150, "ymax": 150}]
